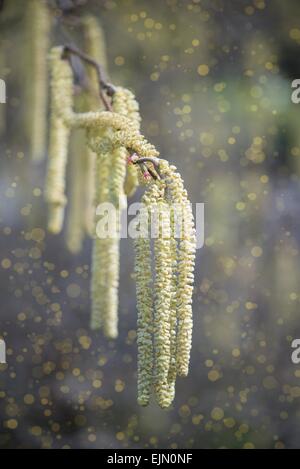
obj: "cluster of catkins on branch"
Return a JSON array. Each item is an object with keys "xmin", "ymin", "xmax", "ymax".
[
  {"xmin": 41, "ymin": 15, "xmax": 196, "ymax": 408},
  {"xmin": 135, "ymin": 170, "xmax": 196, "ymax": 408}
]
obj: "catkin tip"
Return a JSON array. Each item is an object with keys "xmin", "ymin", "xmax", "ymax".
[{"xmin": 47, "ymin": 206, "xmax": 65, "ymax": 234}]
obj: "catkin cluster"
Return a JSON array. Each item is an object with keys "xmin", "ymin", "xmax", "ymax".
[
  {"xmin": 44, "ymin": 25, "xmax": 196, "ymax": 406},
  {"xmin": 134, "ymin": 162, "xmax": 196, "ymax": 408},
  {"xmin": 112, "ymin": 87, "xmax": 140, "ymax": 196},
  {"xmin": 45, "ymin": 47, "xmax": 73, "ymax": 234},
  {"xmin": 46, "ymin": 44, "xmax": 156, "ymax": 339}
]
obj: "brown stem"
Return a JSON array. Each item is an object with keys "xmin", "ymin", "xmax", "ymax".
[
  {"xmin": 62, "ymin": 44, "xmax": 116, "ymax": 111},
  {"xmin": 147, "ymin": 167, "xmax": 159, "ymax": 180},
  {"xmin": 133, "ymin": 157, "xmax": 161, "ymax": 178}
]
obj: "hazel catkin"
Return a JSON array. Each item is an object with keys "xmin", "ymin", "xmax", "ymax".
[
  {"xmin": 45, "ymin": 48, "xmax": 74, "ymax": 233},
  {"xmin": 134, "ymin": 186, "xmax": 156, "ymax": 405},
  {"xmin": 153, "ymin": 197, "xmax": 174, "ymax": 408},
  {"xmin": 160, "ymin": 161, "xmax": 196, "ymax": 377},
  {"xmin": 113, "ymin": 87, "xmax": 141, "ymax": 196}
]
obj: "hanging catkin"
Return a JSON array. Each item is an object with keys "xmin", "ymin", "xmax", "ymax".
[
  {"xmin": 89, "ymin": 109, "xmax": 126, "ymax": 338},
  {"xmin": 153, "ymin": 196, "xmax": 174, "ymax": 408},
  {"xmin": 160, "ymin": 161, "xmax": 196, "ymax": 377},
  {"xmin": 90, "ymin": 88, "xmax": 141, "ymax": 336},
  {"xmin": 103, "ymin": 145, "xmax": 127, "ymax": 337},
  {"xmin": 90, "ymin": 135, "xmax": 113, "ymax": 331},
  {"xmin": 45, "ymin": 47, "xmax": 73, "ymax": 233},
  {"xmin": 134, "ymin": 184, "xmax": 160, "ymax": 406},
  {"xmin": 176, "ymin": 199, "xmax": 196, "ymax": 376},
  {"xmin": 26, "ymin": 0, "xmax": 51, "ymax": 162},
  {"xmin": 97, "ymin": 144, "xmax": 127, "ymax": 338},
  {"xmin": 89, "ymin": 108, "xmax": 126, "ymax": 336},
  {"xmin": 167, "ymin": 209, "xmax": 178, "ymax": 400}
]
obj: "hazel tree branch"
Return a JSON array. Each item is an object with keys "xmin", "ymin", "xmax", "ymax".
[
  {"xmin": 62, "ymin": 45, "xmax": 162, "ymax": 180},
  {"xmin": 62, "ymin": 44, "xmax": 116, "ymax": 111}
]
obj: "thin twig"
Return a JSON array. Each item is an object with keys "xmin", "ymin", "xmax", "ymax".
[
  {"xmin": 62, "ymin": 44, "xmax": 116, "ymax": 111},
  {"xmin": 62, "ymin": 45, "xmax": 160, "ymax": 181},
  {"xmin": 134, "ymin": 156, "xmax": 160, "ymax": 167},
  {"xmin": 147, "ymin": 167, "xmax": 159, "ymax": 180},
  {"xmin": 133, "ymin": 157, "xmax": 161, "ymax": 178}
]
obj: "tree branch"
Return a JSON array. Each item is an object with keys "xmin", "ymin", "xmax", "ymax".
[
  {"xmin": 132, "ymin": 156, "xmax": 161, "ymax": 179},
  {"xmin": 62, "ymin": 44, "xmax": 116, "ymax": 111},
  {"xmin": 62, "ymin": 45, "xmax": 161, "ymax": 181}
]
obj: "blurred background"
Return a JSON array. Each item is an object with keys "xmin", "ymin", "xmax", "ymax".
[{"xmin": 1, "ymin": 0, "xmax": 300, "ymax": 449}]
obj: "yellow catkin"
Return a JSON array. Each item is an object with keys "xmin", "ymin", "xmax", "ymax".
[
  {"xmin": 90, "ymin": 139, "xmax": 111, "ymax": 331},
  {"xmin": 112, "ymin": 87, "xmax": 141, "ymax": 196},
  {"xmin": 90, "ymin": 145, "xmax": 125, "ymax": 337},
  {"xmin": 96, "ymin": 88, "xmax": 143, "ymax": 338},
  {"xmin": 113, "ymin": 128, "xmax": 159, "ymax": 160},
  {"xmin": 124, "ymin": 162, "xmax": 139, "ymax": 197},
  {"xmin": 102, "ymin": 145, "xmax": 127, "ymax": 338},
  {"xmin": 65, "ymin": 128, "xmax": 85, "ymax": 253},
  {"xmin": 110, "ymin": 89, "xmax": 138, "ymax": 214},
  {"xmin": 89, "ymin": 89, "xmax": 141, "ymax": 337},
  {"xmin": 160, "ymin": 161, "xmax": 196, "ymax": 377},
  {"xmin": 89, "ymin": 124, "xmax": 127, "ymax": 336},
  {"xmin": 91, "ymin": 228, "xmax": 119, "ymax": 337},
  {"xmin": 176, "ymin": 199, "xmax": 196, "ymax": 376},
  {"xmin": 134, "ymin": 183, "xmax": 160, "ymax": 406},
  {"xmin": 167, "ymin": 210, "xmax": 178, "ymax": 401},
  {"xmin": 26, "ymin": 0, "xmax": 51, "ymax": 162},
  {"xmin": 45, "ymin": 47, "xmax": 73, "ymax": 234},
  {"xmin": 153, "ymin": 197, "xmax": 174, "ymax": 408}
]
